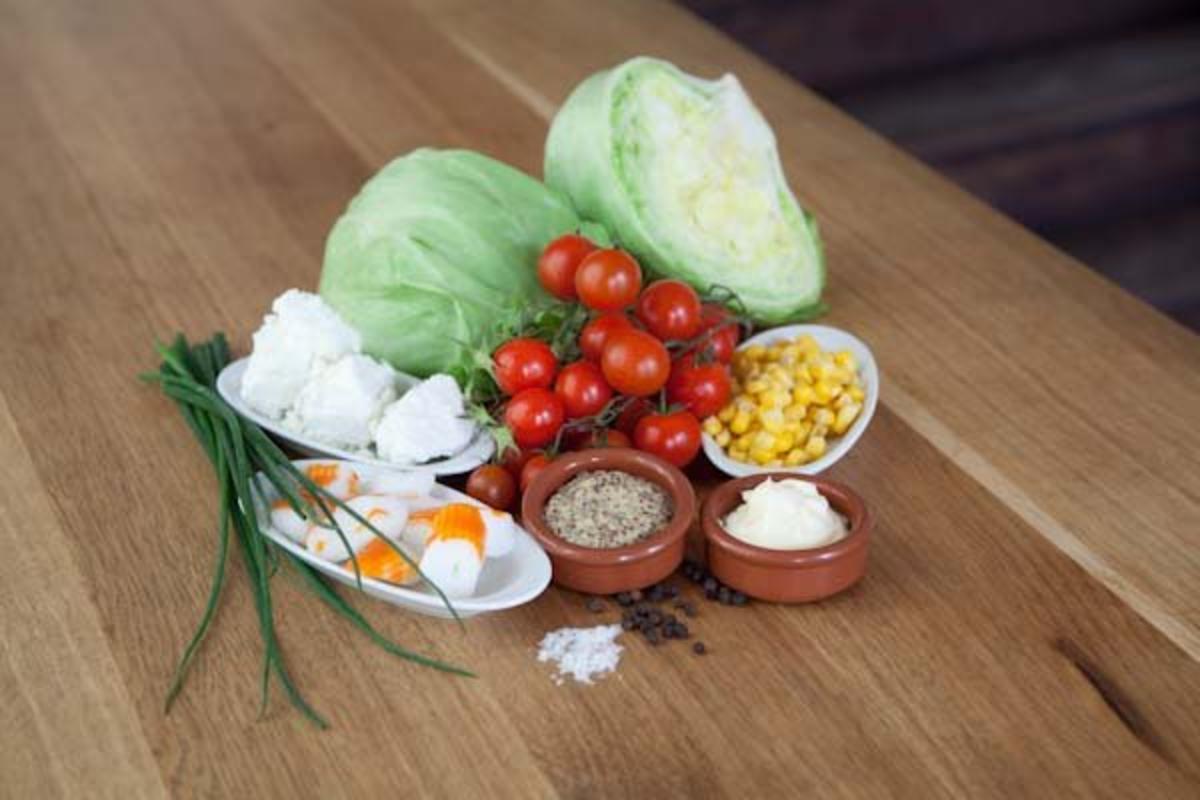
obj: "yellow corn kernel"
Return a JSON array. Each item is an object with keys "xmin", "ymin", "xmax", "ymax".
[
  {"xmin": 745, "ymin": 379, "xmax": 769, "ymax": 395},
  {"xmin": 729, "ymin": 410, "xmax": 752, "ymax": 435},
  {"xmin": 743, "ymin": 344, "xmax": 767, "ymax": 361},
  {"xmin": 735, "ymin": 432, "xmax": 757, "ymax": 450},
  {"xmin": 833, "ymin": 403, "xmax": 862, "ymax": 435},
  {"xmin": 808, "ymin": 362, "xmax": 831, "ymax": 382},
  {"xmin": 834, "ymin": 392, "xmax": 854, "ymax": 410},
  {"xmin": 715, "ymin": 429, "xmax": 732, "ymax": 447},
  {"xmin": 750, "ymin": 448, "xmax": 775, "ymax": 465},
  {"xmin": 765, "ymin": 363, "xmax": 789, "ymax": 382},
  {"xmin": 847, "ymin": 385, "xmax": 865, "ymax": 403},
  {"xmin": 798, "ymin": 335, "xmax": 819, "ymax": 354},
  {"xmin": 792, "ymin": 365, "xmax": 812, "ymax": 385},
  {"xmin": 767, "ymin": 344, "xmax": 786, "ymax": 360},
  {"xmin": 810, "ymin": 423, "xmax": 829, "ymax": 440},
  {"xmin": 717, "ymin": 404, "xmax": 736, "ymax": 423},
  {"xmin": 805, "ymin": 435, "xmax": 827, "ymax": 459},
  {"xmin": 702, "ymin": 417, "xmax": 723, "ymax": 436},
  {"xmin": 811, "ymin": 407, "xmax": 835, "ymax": 427},
  {"xmin": 783, "ymin": 403, "xmax": 807, "ymax": 423},
  {"xmin": 834, "ymin": 350, "xmax": 858, "ymax": 370},
  {"xmin": 792, "ymin": 384, "xmax": 815, "ymax": 406},
  {"xmin": 796, "ymin": 421, "xmax": 813, "ymax": 441},
  {"xmin": 759, "ymin": 408, "xmax": 785, "ymax": 434},
  {"xmin": 774, "ymin": 431, "xmax": 795, "ymax": 453},
  {"xmin": 751, "ymin": 430, "xmax": 776, "ymax": 451},
  {"xmin": 728, "ymin": 446, "xmax": 749, "ymax": 462},
  {"xmin": 813, "ymin": 381, "xmax": 839, "ymax": 405},
  {"xmin": 759, "ymin": 389, "xmax": 786, "ymax": 410},
  {"xmin": 784, "ymin": 447, "xmax": 809, "ymax": 466},
  {"xmin": 735, "ymin": 396, "xmax": 756, "ymax": 412}
]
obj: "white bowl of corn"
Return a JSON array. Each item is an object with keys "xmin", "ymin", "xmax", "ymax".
[{"xmin": 701, "ymin": 324, "xmax": 878, "ymax": 476}]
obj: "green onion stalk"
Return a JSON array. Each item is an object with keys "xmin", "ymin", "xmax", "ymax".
[{"xmin": 142, "ymin": 333, "xmax": 472, "ymax": 729}]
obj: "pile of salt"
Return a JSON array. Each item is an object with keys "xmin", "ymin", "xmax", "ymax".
[{"xmin": 537, "ymin": 625, "xmax": 623, "ymax": 685}]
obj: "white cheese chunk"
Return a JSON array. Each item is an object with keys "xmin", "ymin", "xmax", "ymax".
[
  {"xmin": 241, "ymin": 290, "xmax": 362, "ymax": 419},
  {"xmin": 286, "ymin": 354, "xmax": 396, "ymax": 450},
  {"xmin": 375, "ymin": 374, "xmax": 475, "ymax": 464}
]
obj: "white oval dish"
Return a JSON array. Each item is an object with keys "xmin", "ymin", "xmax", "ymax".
[
  {"xmin": 218, "ymin": 358, "xmax": 493, "ymax": 475},
  {"xmin": 256, "ymin": 460, "xmax": 551, "ymax": 618},
  {"xmin": 702, "ymin": 324, "xmax": 879, "ymax": 477}
]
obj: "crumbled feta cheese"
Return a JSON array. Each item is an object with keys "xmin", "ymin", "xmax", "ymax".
[
  {"xmin": 242, "ymin": 290, "xmax": 362, "ymax": 419},
  {"xmin": 286, "ymin": 354, "xmax": 396, "ymax": 449},
  {"xmin": 537, "ymin": 625, "xmax": 624, "ymax": 685},
  {"xmin": 375, "ymin": 375, "xmax": 475, "ymax": 464}
]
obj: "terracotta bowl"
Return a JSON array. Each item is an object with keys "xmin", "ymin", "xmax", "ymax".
[
  {"xmin": 521, "ymin": 448, "xmax": 696, "ymax": 595},
  {"xmin": 701, "ymin": 473, "xmax": 871, "ymax": 603}
]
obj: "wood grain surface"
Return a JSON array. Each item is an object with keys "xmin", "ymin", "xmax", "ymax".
[{"xmin": 1, "ymin": 0, "xmax": 1198, "ymax": 797}]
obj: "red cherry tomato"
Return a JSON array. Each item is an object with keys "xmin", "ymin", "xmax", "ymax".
[
  {"xmin": 635, "ymin": 279, "xmax": 702, "ymax": 341},
  {"xmin": 499, "ymin": 446, "xmax": 536, "ymax": 480},
  {"xmin": 554, "ymin": 361, "xmax": 613, "ymax": 419},
  {"xmin": 600, "ymin": 328, "xmax": 670, "ymax": 397},
  {"xmin": 537, "ymin": 234, "xmax": 596, "ymax": 301},
  {"xmin": 466, "ymin": 464, "xmax": 517, "ymax": 510},
  {"xmin": 520, "ymin": 453, "xmax": 552, "ymax": 492},
  {"xmin": 574, "ymin": 249, "xmax": 642, "ymax": 311},
  {"xmin": 578, "ymin": 312, "xmax": 633, "ymax": 362},
  {"xmin": 634, "ymin": 410, "xmax": 702, "ymax": 468},
  {"xmin": 580, "ymin": 428, "xmax": 632, "ymax": 449},
  {"xmin": 493, "ymin": 338, "xmax": 557, "ymax": 396},
  {"xmin": 615, "ymin": 397, "xmax": 653, "ymax": 437},
  {"xmin": 503, "ymin": 388, "xmax": 565, "ymax": 449},
  {"xmin": 695, "ymin": 303, "xmax": 740, "ymax": 363},
  {"xmin": 667, "ymin": 355, "xmax": 732, "ymax": 419}
]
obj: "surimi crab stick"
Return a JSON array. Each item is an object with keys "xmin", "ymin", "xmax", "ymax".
[
  {"xmin": 302, "ymin": 461, "xmax": 360, "ymax": 500},
  {"xmin": 269, "ymin": 499, "xmax": 312, "ymax": 543},
  {"xmin": 306, "ymin": 494, "xmax": 408, "ymax": 562},
  {"xmin": 419, "ymin": 504, "xmax": 488, "ymax": 598},
  {"xmin": 341, "ymin": 537, "xmax": 420, "ymax": 585}
]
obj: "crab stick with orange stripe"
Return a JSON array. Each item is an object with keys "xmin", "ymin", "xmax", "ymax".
[
  {"xmin": 306, "ymin": 494, "xmax": 408, "ymax": 562},
  {"xmin": 340, "ymin": 537, "xmax": 419, "ymax": 586},
  {"xmin": 419, "ymin": 503, "xmax": 488, "ymax": 598}
]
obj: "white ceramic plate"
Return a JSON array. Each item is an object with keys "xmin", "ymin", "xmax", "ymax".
[
  {"xmin": 217, "ymin": 358, "xmax": 494, "ymax": 475},
  {"xmin": 702, "ymin": 324, "xmax": 879, "ymax": 477},
  {"xmin": 257, "ymin": 459, "xmax": 551, "ymax": 618}
]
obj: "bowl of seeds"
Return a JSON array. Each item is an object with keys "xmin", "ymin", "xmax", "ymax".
[{"xmin": 521, "ymin": 448, "xmax": 696, "ymax": 594}]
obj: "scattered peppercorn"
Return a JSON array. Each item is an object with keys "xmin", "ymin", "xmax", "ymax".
[
  {"xmin": 629, "ymin": 589, "xmax": 644, "ymax": 603},
  {"xmin": 693, "ymin": 642, "xmax": 706, "ymax": 655},
  {"xmin": 586, "ymin": 597, "xmax": 605, "ymax": 613},
  {"xmin": 732, "ymin": 591, "xmax": 747, "ymax": 606},
  {"xmin": 615, "ymin": 591, "xmax": 633, "ymax": 607}
]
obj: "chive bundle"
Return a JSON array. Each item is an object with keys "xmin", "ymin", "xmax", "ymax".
[{"xmin": 143, "ymin": 333, "xmax": 472, "ymax": 728}]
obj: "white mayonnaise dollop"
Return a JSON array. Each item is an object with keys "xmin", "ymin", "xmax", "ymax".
[{"xmin": 722, "ymin": 478, "xmax": 846, "ymax": 550}]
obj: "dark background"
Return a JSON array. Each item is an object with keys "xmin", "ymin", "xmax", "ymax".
[{"xmin": 679, "ymin": 0, "xmax": 1200, "ymax": 331}]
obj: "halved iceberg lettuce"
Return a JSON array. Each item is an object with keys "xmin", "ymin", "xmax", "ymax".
[
  {"xmin": 320, "ymin": 149, "xmax": 597, "ymax": 377},
  {"xmin": 545, "ymin": 58, "xmax": 824, "ymax": 323}
]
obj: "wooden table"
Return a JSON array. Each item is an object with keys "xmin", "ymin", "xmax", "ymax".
[{"xmin": 3, "ymin": 1, "xmax": 1198, "ymax": 796}]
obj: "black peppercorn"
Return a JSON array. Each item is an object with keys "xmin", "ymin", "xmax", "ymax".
[{"xmin": 693, "ymin": 642, "xmax": 706, "ymax": 655}]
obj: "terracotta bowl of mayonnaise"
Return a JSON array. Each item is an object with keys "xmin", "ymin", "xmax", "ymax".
[{"xmin": 701, "ymin": 473, "xmax": 870, "ymax": 603}]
